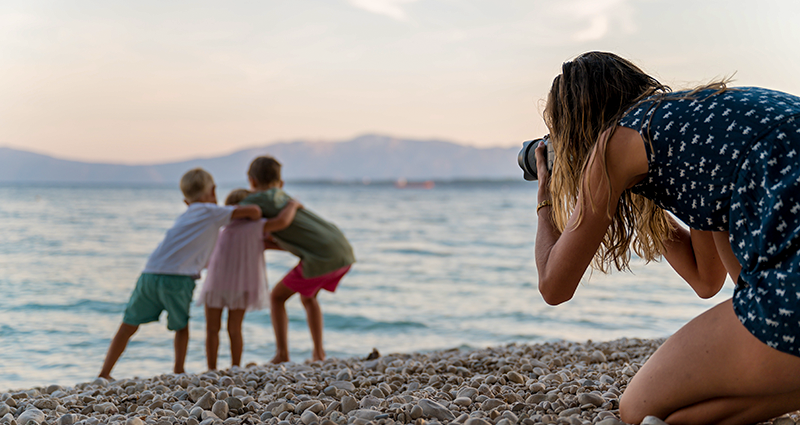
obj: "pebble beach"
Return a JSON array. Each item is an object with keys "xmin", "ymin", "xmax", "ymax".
[{"xmin": 2, "ymin": 338, "xmax": 798, "ymax": 425}]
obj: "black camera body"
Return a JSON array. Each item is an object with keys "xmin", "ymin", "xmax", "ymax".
[{"xmin": 517, "ymin": 135, "xmax": 554, "ymax": 181}]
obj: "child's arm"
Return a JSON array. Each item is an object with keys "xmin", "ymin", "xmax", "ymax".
[
  {"xmin": 263, "ymin": 200, "xmax": 302, "ymax": 233},
  {"xmin": 231, "ymin": 204, "xmax": 262, "ymax": 220},
  {"xmin": 263, "ymin": 234, "xmax": 284, "ymax": 251}
]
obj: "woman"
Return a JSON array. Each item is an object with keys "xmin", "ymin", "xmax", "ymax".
[{"xmin": 535, "ymin": 51, "xmax": 800, "ymax": 424}]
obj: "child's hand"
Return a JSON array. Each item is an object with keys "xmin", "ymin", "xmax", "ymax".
[{"xmin": 287, "ymin": 199, "xmax": 303, "ymax": 210}]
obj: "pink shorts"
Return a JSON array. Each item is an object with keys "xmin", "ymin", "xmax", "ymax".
[{"xmin": 281, "ymin": 263, "xmax": 351, "ymax": 298}]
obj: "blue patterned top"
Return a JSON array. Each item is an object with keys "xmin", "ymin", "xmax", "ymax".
[{"xmin": 619, "ymin": 87, "xmax": 800, "ymax": 231}]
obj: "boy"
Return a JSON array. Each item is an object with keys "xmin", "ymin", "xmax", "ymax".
[
  {"xmin": 241, "ymin": 156, "xmax": 355, "ymax": 363},
  {"xmin": 98, "ymin": 168, "xmax": 261, "ymax": 379}
]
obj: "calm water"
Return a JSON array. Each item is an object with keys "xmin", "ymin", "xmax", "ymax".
[{"xmin": 0, "ymin": 181, "xmax": 732, "ymax": 391}]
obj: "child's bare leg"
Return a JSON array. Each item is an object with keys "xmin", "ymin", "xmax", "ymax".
[
  {"xmin": 173, "ymin": 326, "xmax": 189, "ymax": 374},
  {"xmin": 227, "ymin": 309, "xmax": 246, "ymax": 367},
  {"xmin": 270, "ymin": 281, "xmax": 295, "ymax": 363},
  {"xmin": 99, "ymin": 323, "xmax": 139, "ymax": 379},
  {"xmin": 205, "ymin": 306, "xmax": 223, "ymax": 370},
  {"xmin": 300, "ymin": 294, "xmax": 325, "ymax": 362}
]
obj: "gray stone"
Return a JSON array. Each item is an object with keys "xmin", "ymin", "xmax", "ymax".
[
  {"xmin": 596, "ymin": 419, "xmax": 625, "ymax": 425},
  {"xmin": 453, "ymin": 397, "xmax": 471, "ymax": 407},
  {"xmin": 576, "ymin": 393, "xmax": 604, "ymax": 407},
  {"xmin": 125, "ymin": 418, "xmax": 144, "ymax": 425},
  {"xmin": 212, "ymin": 400, "xmax": 229, "ymax": 419},
  {"xmin": 418, "ymin": 399, "xmax": 455, "ymax": 422},
  {"xmin": 456, "ymin": 388, "xmax": 478, "ymax": 399},
  {"xmin": 301, "ymin": 409, "xmax": 319, "ymax": 425},
  {"xmin": 359, "ymin": 396, "xmax": 381, "ymax": 409},
  {"xmin": 330, "ymin": 381, "xmax": 355, "ymax": 392},
  {"xmin": 505, "ymin": 371, "xmax": 525, "ymax": 385},
  {"xmin": 479, "ymin": 398, "xmax": 505, "ymax": 412},
  {"xmin": 56, "ymin": 414, "xmax": 76, "ymax": 425},
  {"xmin": 641, "ymin": 416, "xmax": 669, "ymax": 425},
  {"xmin": 195, "ymin": 392, "xmax": 217, "ymax": 410},
  {"xmin": 32, "ymin": 399, "xmax": 59, "ymax": 411},
  {"xmin": 464, "ymin": 418, "xmax": 491, "ymax": 425},
  {"xmin": 17, "ymin": 409, "xmax": 45, "ymax": 425},
  {"xmin": 350, "ymin": 410, "xmax": 382, "ymax": 421},
  {"xmin": 336, "ymin": 368, "xmax": 353, "ymax": 381},
  {"xmin": 340, "ymin": 396, "xmax": 358, "ymax": 414},
  {"xmin": 225, "ymin": 397, "xmax": 243, "ymax": 411}
]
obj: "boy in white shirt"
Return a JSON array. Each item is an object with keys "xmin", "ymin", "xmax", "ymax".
[{"xmin": 99, "ymin": 168, "xmax": 261, "ymax": 379}]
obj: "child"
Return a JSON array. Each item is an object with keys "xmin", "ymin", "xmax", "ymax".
[
  {"xmin": 98, "ymin": 168, "xmax": 261, "ymax": 379},
  {"xmin": 198, "ymin": 188, "xmax": 302, "ymax": 370},
  {"xmin": 240, "ymin": 156, "xmax": 356, "ymax": 363}
]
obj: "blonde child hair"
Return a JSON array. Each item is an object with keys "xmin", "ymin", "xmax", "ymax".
[
  {"xmin": 180, "ymin": 168, "xmax": 215, "ymax": 202},
  {"xmin": 225, "ymin": 189, "xmax": 252, "ymax": 206}
]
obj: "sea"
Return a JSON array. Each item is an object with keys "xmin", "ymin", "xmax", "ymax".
[{"xmin": 0, "ymin": 181, "xmax": 733, "ymax": 391}]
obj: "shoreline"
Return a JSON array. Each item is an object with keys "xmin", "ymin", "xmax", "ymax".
[{"xmin": 0, "ymin": 338, "xmax": 794, "ymax": 425}]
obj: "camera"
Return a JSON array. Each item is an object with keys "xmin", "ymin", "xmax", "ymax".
[{"xmin": 517, "ymin": 135, "xmax": 554, "ymax": 181}]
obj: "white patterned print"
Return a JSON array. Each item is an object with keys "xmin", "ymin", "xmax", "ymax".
[{"xmin": 619, "ymin": 87, "xmax": 800, "ymax": 355}]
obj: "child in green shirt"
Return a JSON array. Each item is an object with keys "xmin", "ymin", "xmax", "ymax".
[{"xmin": 241, "ymin": 156, "xmax": 355, "ymax": 363}]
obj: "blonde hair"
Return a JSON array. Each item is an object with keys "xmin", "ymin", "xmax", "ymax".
[
  {"xmin": 225, "ymin": 188, "xmax": 252, "ymax": 206},
  {"xmin": 543, "ymin": 51, "xmax": 723, "ymax": 273},
  {"xmin": 180, "ymin": 168, "xmax": 215, "ymax": 202}
]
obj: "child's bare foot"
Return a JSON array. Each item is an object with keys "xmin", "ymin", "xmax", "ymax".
[
  {"xmin": 312, "ymin": 351, "xmax": 325, "ymax": 362},
  {"xmin": 271, "ymin": 354, "xmax": 289, "ymax": 364},
  {"xmin": 97, "ymin": 374, "xmax": 113, "ymax": 380}
]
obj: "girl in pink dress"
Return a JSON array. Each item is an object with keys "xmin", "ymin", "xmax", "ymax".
[{"xmin": 199, "ymin": 189, "xmax": 301, "ymax": 370}]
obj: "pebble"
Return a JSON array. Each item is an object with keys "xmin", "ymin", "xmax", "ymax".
[{"xmin": 0, "ymin": 338, "xmax": 796, "ymax": 425}]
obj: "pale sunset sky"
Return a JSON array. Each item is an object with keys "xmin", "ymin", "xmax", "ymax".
[{"xmin": 1, "ymin": 0, "xmax": 799, "ymax": 164}]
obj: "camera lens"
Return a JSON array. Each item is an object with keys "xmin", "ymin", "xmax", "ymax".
[{"xmin": 518, "ymin": 139, "xmax": 539, "ymax": 181}]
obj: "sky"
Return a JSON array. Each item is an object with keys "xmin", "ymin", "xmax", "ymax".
[{"xmin": 1, "ymin": 0, "xmax": 799, "ymax": 164}]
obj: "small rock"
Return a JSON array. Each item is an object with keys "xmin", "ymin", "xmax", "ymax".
[
  {"xmin": 57, "ymin": 414, "xmax": 76, "ymax": 425},
  {"xmin": 301, "ymin": 410, "xmax": 319, "ymax": 425},
  {"xmin": 596, "ymin": 418, "xmax": 625, "ymax": 425},
  {"xmin": 17, "ymin": 409, "xmax": 46, "ymax": 425},
  {"xmin": 453, "ymin": 397, "xmax": 471, "ymax": 407},
  {"xmin": 576, "ymin": 393, "xmax": 604, "ymax": 407},
  {"xmin": 224, "ymin": 397, "xmax": 243, "ymax": 411},
  {"xmin": 330, "ymin": 381, "xmax": 355, "ymax": 392},
  {"xmin": 194, "ymin": 392, "xmax": 216, "ymax": 410},
  {"xmin": 340, "ymin": 396, "xmax": 357, "ymax": 414},
  {"xmin": 505, "ymin": 371, "xmax": 525, "ymax": 384},
  {"xmin": 641, "ymin": 416, "xmax": 669, "ymax": 425},
  {"xmin": 409, "ymin": 404, "xmax": 423, "ymax": 420},
  {"xmin": 480, "ymin": 398, "xmax": 505, "ymax": 411},
  {"xmin": 126, "ymin": 418, "xmax": 144, "ymax": 425},
  {"xmin": 212, "ymin": 400, "xmax": 229, "ymax": 419},
  {"xmin": 774, "ymin": 418, "xmax": 797, "ymax": 425},
  {"xmin": 464, "ymin": 418, "xmax": 491, "ymax": 425},
  {"xmin": 351, "ymin": 410, "xmax": 382, "ymax": 421},
  {"xmin": 336, "ymin": 368, "xmax": 353, "ymax": 381},
  {"xmin": 418, "ymin": 399, "xmax": 455, "ymax": 422}
]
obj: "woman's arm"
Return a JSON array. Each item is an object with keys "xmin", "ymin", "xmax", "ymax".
[
  {"xmin": 661, "ymin": 216, "xmax": 728, "ymax": 298},
  {"xmin": 536, "ymin": 127, "xmax": 649, "ymax": 305},
  {"xmin": 262, "ymin": 200, "xmax": 302, "ymax": 233}
]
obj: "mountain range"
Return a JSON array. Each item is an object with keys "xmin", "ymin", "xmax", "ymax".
[{"xmin": 0, "ymin": 134, "xmax": 525, "ymax": 184}]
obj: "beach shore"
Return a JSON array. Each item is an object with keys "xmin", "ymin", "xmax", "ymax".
[{"xmin": 0, "ymin": 338, "xmax": 795, "ymax": 425}]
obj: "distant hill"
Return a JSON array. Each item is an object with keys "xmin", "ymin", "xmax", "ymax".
[{"xmin": 0, "ymin": 134, "xmax": 524, "ymax": 184}]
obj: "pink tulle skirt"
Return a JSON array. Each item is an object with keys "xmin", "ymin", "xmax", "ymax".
[{"xmin": 198, "ymin": 219, "xmax": 269, "ymax": 311}]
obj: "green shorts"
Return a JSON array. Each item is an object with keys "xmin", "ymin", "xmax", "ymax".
[{"xmin": 122, "ymin": 273, "xmax": 196, "ymax": 331}]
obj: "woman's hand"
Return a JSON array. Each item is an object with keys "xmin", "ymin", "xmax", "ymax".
[{"xmin": 535, "ymin": 139, "xmax": 551, "ymax": 204}]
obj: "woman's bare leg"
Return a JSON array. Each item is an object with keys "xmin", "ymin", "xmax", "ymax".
[
  {"xmin": 620, "ymin": 299, "xmax": 800, "ymax": 425},
  {"xmin": 270, "ymin": 281, "xmax": 295, "ymax": 364},
  {"xmin": 300, "ymin": 293, "xmax": 325, "ymax": 362},
  {"xmin": 227, "ymin": 309, "xmax": 246, "ymax": 367},
  {"xmin": 204, "ymin": 306, "xmax": 223, "ymax": 370}
]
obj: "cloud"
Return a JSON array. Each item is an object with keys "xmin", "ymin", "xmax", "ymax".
[
  {"xmin": 552, "ymin": 0, "xmax": 637, "ymax": 42},
  {"xmin": 347, "ymin": 0, "xmax": 422, "ymax": 21}
]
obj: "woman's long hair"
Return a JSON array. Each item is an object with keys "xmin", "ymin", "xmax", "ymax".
[{"xmin": 543, "ymin": 51, "xmax": 674, "ymax": 273}]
